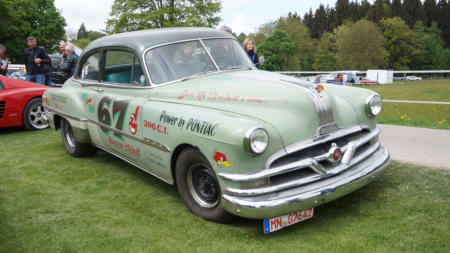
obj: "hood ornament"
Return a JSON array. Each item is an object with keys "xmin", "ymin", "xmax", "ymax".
[{"xmin": 316, "ymin": 84, "xmax": 324, "ymax": 93}]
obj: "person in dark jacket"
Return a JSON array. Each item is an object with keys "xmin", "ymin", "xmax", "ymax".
[
  {"xmin": 59, "ymin": 45, "xmax": 77, "ymax": 82},
  {"xmin": 243, "ymin": 37, "xmax": 259, "ymax": 67},
  {"xmin": 23, "ymin": 36, "xmax": 50, "ymax": 84}
]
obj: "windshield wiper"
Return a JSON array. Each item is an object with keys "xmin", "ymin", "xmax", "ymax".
[
  {"xmin": 180, "ymin": 70, "xmax": 214, "ymax": 81},
  {"xmin": 222, "ymin": 66, "xmax": 252, "ymax": 71}
]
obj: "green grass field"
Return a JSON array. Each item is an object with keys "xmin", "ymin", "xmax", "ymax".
[
  {"xmin": 361, "ymin": 80, "xmax": 450, "ymax": 129},
  {"xmin": 1, "ymin": 129, "xmax": 449, "ymax": 252}
]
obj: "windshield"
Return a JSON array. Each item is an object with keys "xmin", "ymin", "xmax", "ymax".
[
  {"xmin": 145, "ymin": 39, "xmax": 254, "ymax": 85},
  {"xmin": 202, "ymin": 38, "xmax": 254, "ymax": 70}
]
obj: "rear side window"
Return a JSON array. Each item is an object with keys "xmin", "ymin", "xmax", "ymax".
[
  {"xmin": 104, "ymin": 50, "xmax": 147, "ymax": 85},
  {"xmin": 79, "ymin": 52, "xmax": 100, "ymax": 81}
]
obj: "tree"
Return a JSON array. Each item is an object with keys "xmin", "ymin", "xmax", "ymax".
[
  {"xmin": 410, "ymin": 21, "xmax": 428, "ymax": 69},
  {"xmin": 88, "ymin": 31, "xmax": 107, "ymax": 41},
  {"xmin": 334, "ymin": 0, "xmax": 351, "ymax": 27},
  {"xmin": 436, "ymin": 0, "xmax": 450, "ymax": 47},
  {"xmin": 334, "ymin": 20, "xmax": 388, "ymax": 70},
  {"xmin": 276, "ymin": 17, "xmax": 314, "ymax": 70},
  {"xmin": 423, "ymin": 22, "xmax": 450, "ymax": 69},
  {"xmin": 391, "ymin": 0, "xmax": 403, "ymax": 17},
  {"xmin": 106, "ymin": 0, "xmax": 221, "ymax": 33},
  {"xmin": 423, "ymin": 0, "xmax": 437, "ymax": 27},
  {"xmin": 311, "ymin": 4, "xmax": 328, "ymax": 39},
  {"xmin": 381, "ymin": 17, "xmax": 414, "ymax": 69},
  {"xmin": 77, "ymin": 23, "xmax": 89, "ymax": 40},
  {"xmin": 313, "ymin": 32, "xmax": 337, "ymax": 71},
  {"xmin": 75, "ymin": 38, "xmax": 91, "ymax": 49},
  {"xmin": 0, "ymin": 0, "xmax": 66, "ymax": 63},
  {"xmin": 258, "ymin": 30, "xmax": 295, "ymax": 71},
  {"xmin": 236, "ymin": 32, "xmax": 246, "ymax": 44},
  {"xmin": 402, "ymin": 0, "xmax": 426, "ymax": 27},
  {"xmin": 249, "ymin": 21, "xmax": 277, "ymax": 47}
]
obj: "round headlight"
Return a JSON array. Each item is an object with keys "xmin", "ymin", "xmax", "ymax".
[
  {"xmin": 366, "ymin": 94, "xmax": 382, "ymax": 117},
  {"xmin": 244, "ymin": 127, "xmax": 269, "ymax": 155}
]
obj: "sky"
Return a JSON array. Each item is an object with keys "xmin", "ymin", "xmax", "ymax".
[{"xmin": 54, "ymin": 0, "xmax": 344, "ymax": 36}]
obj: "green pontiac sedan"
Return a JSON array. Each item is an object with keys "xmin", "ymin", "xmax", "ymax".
[{"xmin": 43, "ymin": 27, "xmax": 390, "ymax": 233}]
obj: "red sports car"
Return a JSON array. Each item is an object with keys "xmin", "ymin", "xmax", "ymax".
[{"xmin": 0, "ymin": 75, "xmax": 50, "ymax": 130}]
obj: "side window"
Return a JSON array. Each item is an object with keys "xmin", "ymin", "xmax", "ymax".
[
  {"xmin": 80, "ymin": 52, "xmax": 100, "ymax": 81},
  {"xmin": 104, "ymin": 50, "xmax": 146, "ymax": 85}
]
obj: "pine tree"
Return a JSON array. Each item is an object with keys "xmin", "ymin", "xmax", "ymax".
[
  {"xmin": 436, "ymin": 0, "xmax": 450, "ymax": 47},
  {"xmin": 303, "ymin": 8, "xmax": 313, "ymax": 31},
  {"xmin": 423, "ymin": 0, "xmax": 437, "ymax": 27},
  {"xmin": 77, "ymin": 23, "xmax": 89, "ymax": 40},
  {"xmin": 402, "ymin": 0, "xmax": 426, "ymax": 27},
  {"xmin": 391, "ymin": 0, "xmax": 402, "ymax": 17},
  {"xmin": 311, "ymin": 4, "xmax": 328, "ymax": 39},
  {"xmin": 334, "ymin": 0, "xmax": 351, "ymax": 26}
]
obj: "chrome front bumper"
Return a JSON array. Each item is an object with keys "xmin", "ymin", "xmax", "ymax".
[{"xmin": 221, "ymin": 146, "xmax": 390, "ymax": 219}]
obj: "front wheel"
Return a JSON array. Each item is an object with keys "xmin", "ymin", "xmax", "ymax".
[
  {"xmin": 60, "ymin": 118, "xmax": 94, "ymax": 157},
  {"xmin": 175, "ymin": 147, "xmax": 234, "ymax": 223},
  {"xmin": 22, "ymin": 98, "xmax": 49, "ymax": 130}
]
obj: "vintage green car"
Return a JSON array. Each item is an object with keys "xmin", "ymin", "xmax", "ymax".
[{"xmin": 43, "ymin": 27, "xmax": 390, "ymax": 233}]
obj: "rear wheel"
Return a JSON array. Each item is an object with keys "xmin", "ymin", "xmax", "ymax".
[
  {"xmin": 60, "ymin": 118, "xmax": 93, "ymax": 157},
  {"xmin": 175, "ymin": 147, "xmax": 234, "ymax": 223},
  {"xmin": 22, "ymin": 98, "xmax": 49, "ymax": 130}
]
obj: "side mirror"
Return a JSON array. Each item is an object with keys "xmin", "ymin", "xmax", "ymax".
[{"xmin": 257, "ymin": 56, "xmax": 264, "ymax": 66}]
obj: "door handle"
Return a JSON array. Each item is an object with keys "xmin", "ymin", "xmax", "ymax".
[{"xmin": 94, "ymin": 87, "xmax": 104, "ymax": 93}]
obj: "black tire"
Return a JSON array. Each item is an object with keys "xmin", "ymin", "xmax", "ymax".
[
  {"xmin": 22, "ymin": 98, "xmax": 49, "ymax": 130},
  {"xmin": 175, "ymin": 147, "xmax": 234, "ymax": 223},
  {"xmin": 60, "ymin": 118, "xmax": 94, "ymax": 157}
]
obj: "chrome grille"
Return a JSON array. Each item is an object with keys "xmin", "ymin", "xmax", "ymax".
[
  {"xmin": 219, "ymin": 126, "xmax": 383, "ymax": 197},
  {"xmin": 268, "ymin": 129, "xmax": 377, "ymax": 188},
  {"xmin": 0, "ymin": 101, "xmax": 5, "ymax": 119}
]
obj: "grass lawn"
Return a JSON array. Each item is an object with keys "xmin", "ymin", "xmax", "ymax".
[
  {"xmin": 1, "ymin": 129, "xmax": 449, "ymax": 252},
  {"xmin": 361, "ymin": 80, "xmax": 450, "ymax": 129}
]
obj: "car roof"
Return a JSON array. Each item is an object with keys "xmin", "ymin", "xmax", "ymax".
[{"xmin": 82, "ymin": 27, "xmax": 234, "ymax": 57}]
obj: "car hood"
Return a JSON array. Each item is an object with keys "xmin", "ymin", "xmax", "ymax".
[
  {"xmin": 151, "ymin": 70, "xmax": 368, "ymax": 147},
  {"xmin": 0, "ymin": 76, "xmax": 48, "ymax": 90}
]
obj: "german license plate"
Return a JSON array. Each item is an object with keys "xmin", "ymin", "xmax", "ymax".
[{"xmin": 263, "ymin": 208, "xmax": 314, "ymax": 234}]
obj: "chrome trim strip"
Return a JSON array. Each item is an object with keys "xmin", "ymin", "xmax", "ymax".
[
  {"xmin": 220, "ymin": 147, "xmax": 390, "ymax": 219},
  {"xmin": 43, "ymin": 104, "xmax": 171, "ymax": 153},
  {"xmin": 43, "ymin": 104, "xmax": 88, "ymax": 122},
  {"xmin": 223, "ymin": 141, "xmax": 380, "ymax": 197},
  {"xmin": 281, "ymin": 78, "xmax": 335, "ymax": 128},
  {"xmin": 219, "ymin": 128, "xmax": 380, "ymax": 183},
  {"xmin": 95, "ymin": 145, "xmax": 173, "ymax": 185}
]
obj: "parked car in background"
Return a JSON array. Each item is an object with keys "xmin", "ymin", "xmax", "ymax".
[
  {"xmin": 406, "ymin": 75, "xmax": 422, "ymax": 81},
  {"xmin": 0, "ymin": 75, "xmax": 50, "ymax": 130},
  {"xmin": 6, "ymin": 64, "xmax": 26, "ymax": 76},
  {"xmin": 43, "ymin": 28, "xmax": 390, "ymax": 233}
]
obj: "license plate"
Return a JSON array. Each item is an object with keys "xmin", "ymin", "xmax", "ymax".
[{"xmin": 263, "ymin": 208, "xmax": 314, "ymax": 234}]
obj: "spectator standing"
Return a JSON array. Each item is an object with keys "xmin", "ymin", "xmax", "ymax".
[
  {"xmin": 343, "ymin": 73, "xmax": 348, "ymax": 86},
  {"xmin": 59, "ymin": 41, "xmax": 66, "ymax": 55},
  {"xmin": 68, "ymin": 44, "xmax": 78, "ymax": 73},
  {"xmin": 243, "ymin": 38, "xmax": 259, "ymax": 67},
  {"xmin": 23, "ymin": 36, "xmax": 50, "ymax": 84},
  {"xmin": 60, "ymin": 45, "xmax": 77, "ymax": 82},
  {"xmin": 0, "ymin": 44, "xmax": 8, "ymax": 75}
]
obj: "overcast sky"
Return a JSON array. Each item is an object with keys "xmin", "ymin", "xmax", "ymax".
[{"xmin": 54, "ymin": 0, "xmax": 346, "ymax": 35}]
